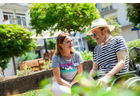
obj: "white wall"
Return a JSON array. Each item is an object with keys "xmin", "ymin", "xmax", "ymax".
[
  {"xmin": 26, "ymin": 9, "xmax": 31, "ymax": 27},
  {"xmin": 121, "ymin": 25, "xmax": 139, "ymax": 42},
  {"xmin": 116, "ymin": 4, "xmax": 139, "ymax": 42},
  {"xmin": 117, "ymin": 3, "xmax": 132, "ymax": 27},
  {"xmin": 4, "ymin": 58, "xmax": 16, "ymax": 77},
  {"xmin": 0, "ymin": 8, "xmax": 3, "ymax": 24},
  {"xmin": 112, "ymin": 3, "xmax": 118, "ymax": 9}
]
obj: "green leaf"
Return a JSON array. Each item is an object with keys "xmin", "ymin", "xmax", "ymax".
[
  {"xmin": 29, "ymin": 3, "xmax": 100, "ymax": 35},
  {"xmin": 0, "ymin": 24, "xmax": 37, "ymax": 71}
]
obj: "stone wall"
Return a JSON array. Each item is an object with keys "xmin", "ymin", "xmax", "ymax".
[{"xmin": 0, "ymin": 60, "xmax": 93, "ymax": 96}]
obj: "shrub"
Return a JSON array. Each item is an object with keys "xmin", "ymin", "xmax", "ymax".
[
  {"xmin": 40, "ymin": 59, "xmax": 51, "ymax": 70},
  {"xmin": 0, "ymin": 24, "xmax": 36, "ymax": 73},
  {"xmin": 81, "ymin": 50, "xmax": 93, "ymax": 61},
  {"xmin": 39, "ymin": 72, "xmax": 140, "ymax": 96},
  {"xmin": 46, "ymin": 39, "xmax": 56, "ymax": 50},
  {"xmin": 17, "ymin": 51, "xmax": 39, "ymax": 69},
  {"xmin": 17, "ymin": 65, "xmax": 33, "ymax": 76},
  {"xmin": 0, "ymin": 58, "xmax": 10, "ymax": 72},
  {"xmin": 127, "ymin": 39, "xmax": 140, "ymax": 51}
]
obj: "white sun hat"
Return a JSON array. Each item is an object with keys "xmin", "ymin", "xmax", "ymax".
[{"xmin": 86, "ymin": 18, "xmax": 115, "ymax": 35}]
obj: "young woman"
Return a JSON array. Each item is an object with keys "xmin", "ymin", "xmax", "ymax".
[{"xmin": 51, "ymin": 33, "xmax": 83, "ymax": 96}]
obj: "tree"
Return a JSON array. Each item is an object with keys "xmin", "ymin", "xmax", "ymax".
[
  {"xmin": 0, "ymin": 59, "xmax": 10, "ymax": 75},
  {"xmin": 46, "ymin": 39, "xmax": 56, "ymax": 50},
  {"xmin": 86, "ymin": 18, "xmax": 122, "ymax": 47},
  {"xmin": 29, "ymin": 3, "xmax": 100, "ymax": 35},
  {"xmin": 0, "ymin": 24, "xmax": 36, "ymax": 75},
  {"xmin": 125, "ymin": 3, "xmax": 140, "ymax": 28}
]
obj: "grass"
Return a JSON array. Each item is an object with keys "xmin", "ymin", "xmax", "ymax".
[
  {"xmin": 13, "ymin": 87, "xmax": 53, "ymax": 96},
  {"xmin": 14, "ymin": 89, "xmax": 43, "ymax": 96}
]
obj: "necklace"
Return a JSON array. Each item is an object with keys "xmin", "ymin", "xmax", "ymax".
[{"xmin": 101, "ymin": 35, "xmax": 112, "ymax": 45}]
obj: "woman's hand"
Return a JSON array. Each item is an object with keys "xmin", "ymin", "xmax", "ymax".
[{"xmin": 70, "ymin": 80, "xmax": 78, "ymax": 86}]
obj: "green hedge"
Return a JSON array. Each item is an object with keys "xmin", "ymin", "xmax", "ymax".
[{"xmin": 127, "ymin": 39, "xmax": 140, "ymax": 51}]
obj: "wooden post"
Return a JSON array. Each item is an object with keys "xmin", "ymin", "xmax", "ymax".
[
  {"xmin": 67, "ymin": 25, "xmax": 71, "ymax": 35},
  {"xmin": 12, "ymin": 52, "xmax": 17, "ymax": 75}
]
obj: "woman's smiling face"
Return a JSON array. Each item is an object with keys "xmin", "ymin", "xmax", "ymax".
[{"xmin": 59, "ymin": 36, "xmax": 73, "ymax": 51}]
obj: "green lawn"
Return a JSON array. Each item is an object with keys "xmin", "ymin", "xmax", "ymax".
[{"xmin": 13, "ymin": 89, "xmax": 53, "ymax": 96}]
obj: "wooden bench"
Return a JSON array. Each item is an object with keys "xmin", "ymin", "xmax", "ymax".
[
  {"xmin": 19, "ymin": 58, "xmax": 42, "ymax": 72},
  {"xmin": 19, "ymin": 52, "xmax": 55, "ymax": 72}
]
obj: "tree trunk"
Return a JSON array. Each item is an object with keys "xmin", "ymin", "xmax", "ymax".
[
  {"xmin": 12, "ymin": 52, "xmax": 17, "ymax": 75},
  {"xmin": 67, "ymin": 25, "xmax": 71, "ymax": 35}
]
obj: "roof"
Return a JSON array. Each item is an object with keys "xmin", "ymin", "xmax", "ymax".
[{"xmin": 30, "ymin": 31, "xmax": 63, "ymax": 39}]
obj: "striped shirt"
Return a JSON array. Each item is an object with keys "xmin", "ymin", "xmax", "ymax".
[{"xmin": 93, "ymin": 36, "xmax": 129, "ymax": 76}]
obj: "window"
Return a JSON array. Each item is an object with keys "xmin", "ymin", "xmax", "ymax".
[
  {"xmin": 9, "ymin": 15, "xmax": 15, "ymax": 24},
  {"xmin": 102, "ymin": 3, "xmax": 112, "ymax": 8},
  {"xmin": 73, "ymin": 40, "xmax": 79, "ymax": 46},
  {"xmin": 108, "ymin": 15, "xmax": 120, "ymax": 24},
  {"xmin": 4, "ymin": 14, "xmax": 14, "ymax": 24},
  {"xmin": 3, "ymin": 13, "xmax": 26, "ymax": 26},
  {"xmin": 73, "ymin": 41, "xmax": 78, "ymax": 46},
  {"xmin": 16, "ymin": 16, "xmax": 26, "ymax": 26},
  {"xmin": 104, "ymin": 6, "xmax": 112, "ymax": 11},
  {"xmin": 74, "ymin": 47, "xmax": 80, "ymax": 52},
  {"xmin": 22, "ymin": 17, "xmax": 26, "ymax": 26},
  {"xmin": 17, "ymin": 16, "xmax": 21, "ymax": 25},
  {"xmin": 4, "ymin": 15, "xmax": 8, "ymax": 20},
  {"xmin": 101, "ymin": 3, "xmax": 112, "ymax": 11}
]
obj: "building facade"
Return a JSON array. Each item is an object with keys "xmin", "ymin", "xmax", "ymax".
[{"xmin": 96, "ymin": 3, "xmax": 139, "ymax": 42}]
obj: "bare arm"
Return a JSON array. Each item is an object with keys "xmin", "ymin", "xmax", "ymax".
[
  {"xmin": 89, "ymin": 62, "xmax": 98, "ymax": 80},
  {"xmin": 70, "ymin": 63, "xmax": 83, "ymax": 85},
  {"xmin": 52, "ymin": 67, "xmax": 71, "ymax": 88},
  {"xmin": 98, "ymin": 49, "xmax": 127, "ymax": 84},
  {"xmin": 105, "ymin": 49, "xmax": 127, "ymax": 78}
]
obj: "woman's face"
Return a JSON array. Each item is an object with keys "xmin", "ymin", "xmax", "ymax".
[{"xmin": 59, "ymin": 36, "xmax": 73, "ymax": 51}]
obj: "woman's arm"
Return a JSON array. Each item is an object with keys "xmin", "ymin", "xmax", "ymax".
[
  {"xmin": 70, "ymin": 63, "xmax": 83, "ymax": 86},
  {"xmin": 52, "ymin": 67, "xmax": 72, "ymax": 88}
]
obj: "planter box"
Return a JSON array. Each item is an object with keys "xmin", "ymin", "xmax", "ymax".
[
  {"xmin": 0, "ymin": 70, "xmax": 53, "ymax": 96},
  {"xmin": 0, "ymin": 60, "xmax": 93, "ymax": 96}
]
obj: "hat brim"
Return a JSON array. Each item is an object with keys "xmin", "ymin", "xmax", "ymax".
[{"xmin": 86, "ymin": 25, "xmax": 115, "ymax": 35}]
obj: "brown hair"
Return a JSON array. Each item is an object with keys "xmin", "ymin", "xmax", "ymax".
[{"xmin": 54, "ymin": 33, "xmax": 75, "ymax": 56}]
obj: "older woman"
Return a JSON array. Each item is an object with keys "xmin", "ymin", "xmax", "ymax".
[
  {"xmin": 51, "ymin": 33, "xmax": 83, "ymax": 96},
  {"xmin": 86, "ymin": 18, "xmax": 129, "ymax": 86}
]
